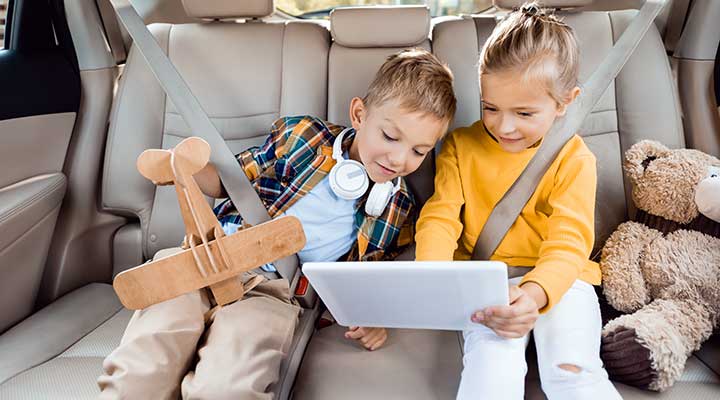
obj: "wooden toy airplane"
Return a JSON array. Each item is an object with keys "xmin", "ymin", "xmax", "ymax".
[{"xmin": 113, "ymin": 137, "xmax": 306, "ymax": 310}]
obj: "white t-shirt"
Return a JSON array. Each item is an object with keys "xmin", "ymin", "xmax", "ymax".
[{"xmin": 283, "ymin": 175, "xmax": 358, "ymax": 263}]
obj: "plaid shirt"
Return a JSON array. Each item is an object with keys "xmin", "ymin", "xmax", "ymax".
[{"xmin": 214, "ymin": 115, "xmax": 415, "ymax": 261}]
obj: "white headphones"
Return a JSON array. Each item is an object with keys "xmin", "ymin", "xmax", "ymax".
[{"xmin": 328, "ymin": 128, "xmax": 401, "ymax": 217}]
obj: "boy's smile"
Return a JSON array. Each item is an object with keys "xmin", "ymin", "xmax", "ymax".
[{"xmin": 348, "ymin": 98, "xmax": 447, "ymax": 183}]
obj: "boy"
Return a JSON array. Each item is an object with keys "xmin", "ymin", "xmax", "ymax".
[{"xmin": 98, "ymin": 49, "xmax": 456, "ymax": 400}]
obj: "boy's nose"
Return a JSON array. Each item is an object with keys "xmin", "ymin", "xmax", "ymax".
[{"xmin": 387, "ymin": 152, "xmax": 405, "ymax": 168}]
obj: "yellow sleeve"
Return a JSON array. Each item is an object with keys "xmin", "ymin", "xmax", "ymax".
[
  {"xmin": 521, "ymin": 154, "xmax": 597, "ymax": 313},
  {"xmin": 415, "ymin": 132, "xmax": 466, "ymax": 261}
]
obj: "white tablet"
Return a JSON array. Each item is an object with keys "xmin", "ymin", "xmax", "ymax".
[{"xmin": 302, "ymin": 261, "xmax": 509, "ymax": 331}]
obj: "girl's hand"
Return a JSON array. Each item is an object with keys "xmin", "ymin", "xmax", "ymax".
[
  {"xmin": 345, "ymin": 326, "xmax": 388, "ymax": 351},
  {"xmin": 472, "ymin": 283, "xmax": 546, "ymax": 339}
]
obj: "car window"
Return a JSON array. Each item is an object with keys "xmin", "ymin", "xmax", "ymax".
[{"xmin": 277, "ymin": 0, "xmax": 494, "ymax": 19}]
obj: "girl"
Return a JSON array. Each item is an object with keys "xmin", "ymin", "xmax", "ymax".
[{"xmin": 415, "ymin": 3, "xmax": 621, "ymax": 399}]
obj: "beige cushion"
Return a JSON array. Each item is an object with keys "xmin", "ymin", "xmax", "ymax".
[
  {"xmin": 331, "ymin": 6, "xmax": 430, "ymax": 48},
  {"xmin": 0, "ymin": 284, "xmax": 124, "ymax": 388},
  {"xmin": 292, "ymin": 325, "xmax": 463, "ymax": 400},
  {"xmin": 181, "ymin": 0, "xmax": 274, "ymax": 19}
]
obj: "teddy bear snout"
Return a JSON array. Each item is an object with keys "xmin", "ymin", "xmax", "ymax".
[{"xmin": 694, "ymin": 166, "xmax": 720, "ymax": 223}]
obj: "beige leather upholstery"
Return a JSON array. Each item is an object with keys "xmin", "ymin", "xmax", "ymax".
[
  {"xmin": 181, "ymin": 0, "xmax": 274, "ymax": 19},
  {"xmin": 37, "ymin": 68, "xmax": 127, "ymax": 307},
  {"xmin": 0, "ymin": 284, "xmax": 125, "ymax": 397},
  {"xmin": 673, "ymin": 0, "xmax": 720, "ymax": 156},
  {"xmin": 0, "ymin": 113, "xmax": 76, "ymax": 189},
  {"xmin": 494, "ymin": 0, "xmax": 593, "ymax": 8},
  {"xmin": 102, "ymin": 19, "xmax": 330, "ymax": 258},
  {"xmin": 330, "ymin": 6, "xmax": 430, "ymax": 48},
  {"xmin": 293, "ymin": 324, "xmax": 463, "ymax": 400},
  {"xmin": 0, "ymin": 174, "xmax": 66, "ymax": 332},
  {"xmin": 0, "ymin": 88, "xmax": 74, "ymax": 333}
]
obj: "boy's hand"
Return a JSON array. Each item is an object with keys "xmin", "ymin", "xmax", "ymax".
[
  {"xmin": 345, "ymin": 327, "xmax": 388, "ymax": 351},
  {"xmin": 472, "ymin": 283, "xmax": 546, "ymax": 339}
]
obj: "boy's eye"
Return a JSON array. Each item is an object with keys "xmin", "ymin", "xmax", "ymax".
[
  {"xmin": 517, "ymin": 111, "xmax": 534, "ymax": 117},
  {"xmin": 482, "ymin": 106, "xmax": 497, "ymax": 112},
  {"xmin": 382, "ymin": 132, "xmax": 398, "ymax": 142}
]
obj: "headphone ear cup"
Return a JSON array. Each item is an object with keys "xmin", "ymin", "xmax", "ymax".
[{"xmin": 365, "ymin": 182, "xmax": 394, "ymax": 217}]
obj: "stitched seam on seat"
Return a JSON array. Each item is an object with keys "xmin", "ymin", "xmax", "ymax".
[{"xmin": 165, "ymin": 110, "xmax": 279, "ymax": 119}]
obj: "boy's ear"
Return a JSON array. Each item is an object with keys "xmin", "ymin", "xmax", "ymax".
[
  {"xmin": 556, "ymin": 86, "xmax": 581, "ymax": 116},
  {"xmin": 349, "ymin": 97, "xmax": 367, "ymax": 130}
]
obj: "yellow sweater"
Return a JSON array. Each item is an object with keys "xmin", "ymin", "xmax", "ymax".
[{"xmin": 415, "ymin": 121, "xmax": 601, "ymax": 312}]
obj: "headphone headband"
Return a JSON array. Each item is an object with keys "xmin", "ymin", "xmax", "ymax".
[{"xmin": 333, "ymin": 128, "xmax": 354, "ymax": 161}]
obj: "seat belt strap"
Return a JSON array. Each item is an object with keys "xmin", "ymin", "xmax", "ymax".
[{"xmin": 472, "ymin": 0, "xmax": 667, "ymax": 261}]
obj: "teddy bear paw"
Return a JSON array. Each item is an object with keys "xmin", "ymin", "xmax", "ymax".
[{"xmin": 601, "ymin": 327, "xmax": 657, "ymax": 389}]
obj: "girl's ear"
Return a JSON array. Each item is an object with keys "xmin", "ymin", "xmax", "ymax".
[{"xmin": 556, "ymin": 86, "xmax": 581, "ymax": 116}]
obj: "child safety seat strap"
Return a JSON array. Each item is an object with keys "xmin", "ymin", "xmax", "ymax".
[
  {"xmin": 108, "ymin": 0, "xmax": 298, "ymax": 282},
  {"xmin": 472, "ymin": 0, "xmax": 667, "ymax": 261}
]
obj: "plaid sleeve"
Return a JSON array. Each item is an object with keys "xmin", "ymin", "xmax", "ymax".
[
  {"xmin": 235, "ymin": 117, "xmax": 295, "ymax": 182},
  {"xmin": 214, "ymin": 117, "xmax": 297, "ymax": 222}
]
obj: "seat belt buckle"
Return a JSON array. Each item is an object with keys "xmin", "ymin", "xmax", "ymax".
[{"xmin": 294, "ymin": 275, "xmax": 318, "ymax": 309}]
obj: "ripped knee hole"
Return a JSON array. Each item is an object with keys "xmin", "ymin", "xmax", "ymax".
[{"xmin": 557, "ymin": 364, "xmax": 582, "ymax": 373}]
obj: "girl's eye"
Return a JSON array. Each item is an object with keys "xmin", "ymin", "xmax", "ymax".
[
  {"xmin": 482, "ymin": 106, "xmax": 497, "ymax": 112},
  {"xmin": 518, "ymin": 111, "xmax": 534, "ymax": 117},
  {"xmin": 413, "ymin": 149, "xmax": 426, "ymax": 157},
  {"xmin": 382, "ymin": 132, "xmax": 397, "ymax": 142}
]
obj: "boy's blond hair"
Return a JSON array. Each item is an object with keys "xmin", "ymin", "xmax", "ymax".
[
  {"xmin": 480, "ymin": 2, "xmax": 580, "ymax": 104},
  {"xmin": 364, "ymin": 49, "xmax": 456, "ymax": 124}
]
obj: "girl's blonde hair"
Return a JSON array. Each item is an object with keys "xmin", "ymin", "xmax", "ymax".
[{"xmin": 479, "ymin": 2, "xmax": 579, "ymax": 104}]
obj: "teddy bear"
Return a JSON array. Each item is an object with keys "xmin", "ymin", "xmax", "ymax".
[{"xmin": 599, "ymin": 140, "xmax": 720, "ymax": 392}]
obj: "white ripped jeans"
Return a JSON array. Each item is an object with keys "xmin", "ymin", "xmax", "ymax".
[{"xmin": 457, "ymin": 278, "xmax": 621, "ymax": 400}]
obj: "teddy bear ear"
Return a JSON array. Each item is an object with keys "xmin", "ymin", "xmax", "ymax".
[{"xmin": 624, "ymin": 140, "xmax": 670, "ymax": 185}]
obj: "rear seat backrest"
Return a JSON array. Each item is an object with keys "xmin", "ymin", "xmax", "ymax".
[
  {"xmin": 328, "ymin": 6, "xmax": 435, "ymax": 206},
  {"xmin": 432, "ymin": 0, "xmax": 686, "ymax": 250},
  {"xmin": 102, "ymin": 0, "xmax": 330, "ymax": 259}
]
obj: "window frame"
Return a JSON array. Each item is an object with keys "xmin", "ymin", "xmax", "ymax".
[{"xmin": 1, "ymin": 0, "xmax": 13, "ymax": 50}]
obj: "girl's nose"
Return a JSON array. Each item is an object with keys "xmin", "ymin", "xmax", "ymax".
[{"xmin": 498, "ymin": 113, "xmax": 516, "ymax": 135}]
